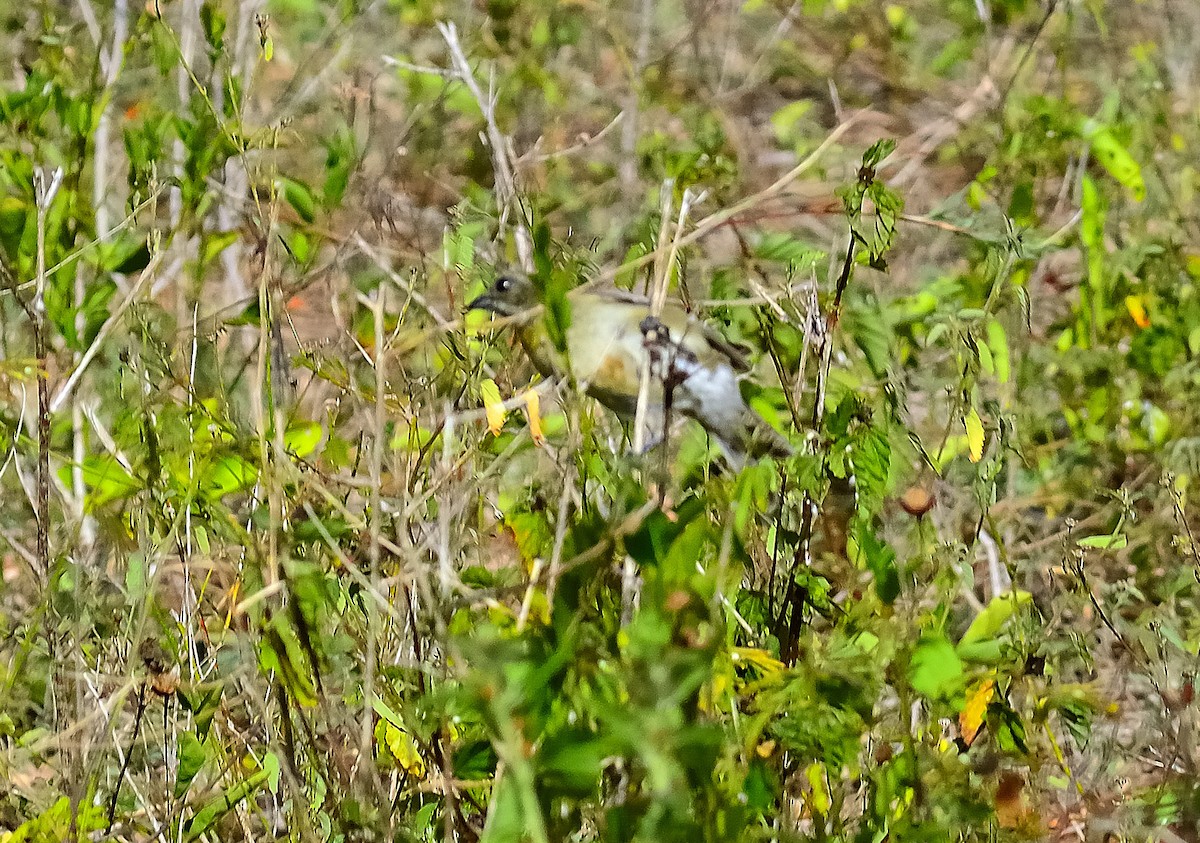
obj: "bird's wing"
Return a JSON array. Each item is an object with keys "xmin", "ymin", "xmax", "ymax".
[
  {"xmin": 589, "ymin": 287, "xmax": 651, "ymax": 306},
  {"xmin": 579, "ymin": 288, "xmax": 753, "ymax": 371},
  {"xmin": 696, "ymin": 322, "xmax": 753, "ymax": 371},
  {"xmin": 657, "ymin": 304, "xmax": 752, "ymax": 372}
]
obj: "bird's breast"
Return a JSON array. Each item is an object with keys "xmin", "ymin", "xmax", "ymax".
[{"xmin": 568, "ymin": 320, "xmax": 650, "ymax": 411}]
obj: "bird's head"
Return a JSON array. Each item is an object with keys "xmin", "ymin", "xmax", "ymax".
[{"xmin": 466, "ymin": 272, "xmax": 539, "ymax": 318}]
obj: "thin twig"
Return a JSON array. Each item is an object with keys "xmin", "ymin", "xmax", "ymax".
[
  {"xmin": 542, "ymin": 451, "xmax": 578, "ymax": 615},
  {"xmin": 381, "ymin": 55, "xmax": 458, "ymax": 79},
  {"xmin": 93, "ymin": 0, "xmax": 130, "ymax": 240},
  {"xmin": 106, "ymin": 684, "xmax": 149, "ymax": 831},
  {"xmin": 364, "ymin": 287, "xmax": 387, "ymax": 783},
  {"xmin": 620, "ymin": 0, "xmax": 654, "ymax": 189},
  {"xmin": 438, "ymin": 401, "xmax": 456, "ymax": 599},
  {"xmin": 34, "ymin": 167, "xmax": 64, "ymax": 576},
  {"xmin": 778, "ymin": 234, "xmax": 856, "ymax": 664},
  {"xmin": 437, "ymin": 22, "xmax": 533, "ymax": 271},
  {"xmin": 353, "ymin": 233, "xmax": 451, "ymax": 327},
  {"xmin": 633, "ymin": 181, "xmax": 675, "ymax": 454},
  {"xmin": 520, "ymin": 111, "xmax": 625, "ymax": 164}
]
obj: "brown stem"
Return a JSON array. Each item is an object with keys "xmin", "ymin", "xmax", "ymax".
[
  {"xmin": 106, "ymin": 684, "xmax": 149, "ymax": 832},
  {"xmin": 778, "ymin": 235, "xmax": 857, "ymax": 664}
]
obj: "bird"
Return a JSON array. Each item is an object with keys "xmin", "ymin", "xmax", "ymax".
[{"xmin": 467, "ymin": 271, "xmax": 793, "ymax": 465}]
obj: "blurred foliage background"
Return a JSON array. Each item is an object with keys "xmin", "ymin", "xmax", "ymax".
[{"xmin": 1, "ymin": 0, "xmax": 1200, "ymax": 840}]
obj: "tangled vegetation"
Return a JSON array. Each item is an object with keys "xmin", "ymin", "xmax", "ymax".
[{"xmin": 1, "ymin": 0, "xmax": 1199, "ymax": 840}]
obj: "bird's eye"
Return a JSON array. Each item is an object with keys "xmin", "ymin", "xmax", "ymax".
[{"xmin": 496, "ymin": 276, "xmax": 511, "ymax": 292}]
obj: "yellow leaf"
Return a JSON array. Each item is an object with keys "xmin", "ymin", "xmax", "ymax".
[
  {"xmin": 964, "ymin": 407, "xmax": 985, "ymax": 463},
  {"xmin": 523, "ymin": 388, "xmax": 545, "ymax": 446},
  {"xmin": 1186, "ymin": 253, "xmax": 1200, "ymax": 279},
  {"xmin": 959, "ymin": 678, "xmax": 995, "ymax": 746},
  {"xmin": 805, "ymin": 762, "xmax": 831, "ymax": 814},
  {"xmin": 480, "ymin": 379, "xmax": 505, "ymax": 436},
  {"xmin": 383, "ymin": 722, "xmax": 426, "ymax": 778},
  {"xmin": 756, "ymin": 739, "xmax": 776, "ymax": 758},
  {"xmin": 1124, "ymin": 294, "xmax": 1150, "ymax": 328},
  {"xmin": 705, "ymin": 671, "xmax": 730, "ymax": 712},
  {"xmin": 731, "ymin": 647, "xmax": 785, "ymax": 675}
]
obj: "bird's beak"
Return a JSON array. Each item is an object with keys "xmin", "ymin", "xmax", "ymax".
[{"xmin": 465, "ymin": 293, "xmax": 492, "ymax": 313}]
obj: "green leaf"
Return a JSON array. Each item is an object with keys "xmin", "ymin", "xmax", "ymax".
[
  {"xmin": 770, "ymin": 100, "xmax": 814, "ymax": 146},
  {"xmin": 505, "ymin": 511, "xmax": 553, "ymax": 562},
  {"xmin": 408, "ymin": 803, "xmax": 439, "ymax": 837},
  {"xmin": 258, "ymin": 618, "xmax": 318, "ymax": 707},
  {"xmin": 850, "ymin": 423, "xmax": 891, "ymax": 517},
  {"xmin": 199, "ymin": 2, "xmax": 227, "ymax": 52},
  {"xmin": 991, "ymin": 698, "xmax": 1030, "ymax": 754},
  {"xmin": 975, "ymin": 335, "xmax": 994, "ymax": 375},
  {"xmin": 201, "ymin": 230, "xmax": 240, "ymax": 265},
  {"xmin": 283, "ymin": 421, "xmax": 322, "ymax": 458},
  {"xmin": 323, "ymin": 125, "xmax": 355, "ymax": 207},
  {"xmin": 537, "ymin": 729, "xmax": 609, "ymax": 796},
  {"xmin": 174, "ymin": 731, "xmax": 207, "ymax": 798},
  {"xmin": 92, "ymin": 234, "xmax": 152, "ymax": 273},
  {"xmin": 194, "ymin": 525, "xmax": 210, "ymax": 554},
  {"xmin": 743, "ymin": 759, "xmax": 776, "ymax": 814},
  {"xmin": 862, "ymin": 138, "xmax": 897, "ymax": 168},
  {"xmin": 1078, "ymin": 532, "xmax": 1127, "ymax": 550},
  {"xmin": 532, "ymin": 228, "xmax": 573, "ymax": 356},
  {"xmin": 61, "ymin": 455, "xmax": 142, "ymax": 507},
  {"xmin": 445, "ymin": 221, "xmax": 484, "ymax": 272},
  {"xmin": 390, "ymin": 424, "xmax": 437, "ymax": 452},
  {"xmin": 263, "ymin": 752, "xmax": 281, "ymax": 793},
  {"xmin": 1080, "ymin": 175, "xmax": 1107, "ymax": 301},
  {"xmin": 851, "ymin": 517, "xmax": 899, "ymax": 604},
  {"xmin": 1080, "ymin": 118, "xmax": 1145, "ymax": 201},
  {"xmin": 732, "ymin": 460, "xmax": 773, "ymax": 536},
  {"xmin": 454, "ymin": 739, "xmax": 499, "ymax": 781},
  {"xmin": 185, "ymin": 768, "xmax": 269, "ymax": 839},
  {"xmin": 207, "ymin": 454, "xmax": 258, "ymax": 498},
  {"xmin": 909, "ymin": 632, "xmax": 965, "ymax": 701},
  {"xmin": 959, "ymin": 591, "xmax": 1032, "ymax": 649},
  {"xmin": 279, "ymin": 176, "xmax": 317, "ymax": 223},
  {"xmin": 753, "ymin": 231, "xmax": 822, "ymax": 267},
  {"xmin": 662, "ymin": 516, "xmax": 711, "ymax": 585},
  {"xmin": 986, "ymin": 319, "xmax": 1010, "ymax": 384},
  {"xmin": 479, "ymin": 772, "xmax": 525, "ymax": 843},
  {"xmin": 180, "ymin": 683, "xmax": 225, "ymax": 738},
  {"xmin": 125, "ymin": 553, "xmax": 148, "ymax": 601},
  {"xmin": 0, "ymin": 196, "xmax": 28, "ymax": 256},
  {"xmin": 843, "ymin": 300, "xmax": 892, "ymax": 378}
]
